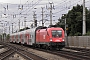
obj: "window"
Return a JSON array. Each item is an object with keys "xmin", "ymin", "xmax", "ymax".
[{"xmin": 52, "ymin": 30, "xmax": 62, "ymax": 37}]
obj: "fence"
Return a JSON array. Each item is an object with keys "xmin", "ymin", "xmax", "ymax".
[{"xmin": 65, "ymin": 36, "xmax": 90, "ymax": 49}]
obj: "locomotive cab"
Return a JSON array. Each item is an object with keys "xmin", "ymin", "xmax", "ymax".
[
  {"xmin": 51, "ymin": 30, "xmax": 64, "ymax": 42},
  {"xmin": 48, "ymin": 27, "xmax": 65, "ymax": 49}
]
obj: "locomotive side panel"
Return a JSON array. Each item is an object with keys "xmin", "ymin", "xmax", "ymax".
[{"xmin": 36, "ymin": 29, "xmax": 50, "ymax": 44}]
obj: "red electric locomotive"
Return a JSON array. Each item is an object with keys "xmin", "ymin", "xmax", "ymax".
[
  {"xmin": 36, "ymin": 26, "xmax": 65, "ymax": 49},
  {"xmin": 10, "ymin": 26, "xmax": 65, "ymax": 50}
]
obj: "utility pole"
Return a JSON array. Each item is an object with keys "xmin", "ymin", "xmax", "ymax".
[
  {"xmin": 18, "ymin": 19, "xmax": 20, "ymax": 31},
  {"xmin": 49, "ymin": 2, "xmax": 53, "ymax": 25},
  {"xmin": 9, "ymin": 26, "xmax": 10, "ymax": 34},
  {"xmin": 12, "ymin": 23, "xmax": 13, "ymax": 33},
  {"xmin": 24, "ymin": 17, "xmax": 26, "ymax": 29},
  {"xmin": 65, "ymin": 18, "xmax": 67, "ymax": 36},
  {"xmin": 33, "ymin": 11, "xmax": 37, "ymax": 27},
  {"xmin": 41, "ymin": 7, "xmax": 44, "ymax": 27},
  {"xmin": 0, "ymin": 23, "xmax": 3, "ymax": 41},
  {"xmin": 62, "ymin": 14, "xmax": 68, "ymax": 46},
  {"xmin": 83, "ymin": 0, "xmax": 86, "ymax": 35},
  {"xmin": 46, "ymin": 2, "xmax": 55, "ymax": 26},
  {"xmin": 62, "ymin": 14, "xmax": 67, "ymax": 36}
]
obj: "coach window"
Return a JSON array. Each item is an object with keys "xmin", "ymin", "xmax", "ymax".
[
  {"xmin": 29, "ymin": 34, "xmax": 30, "ymax": 39},
  {"xmin": 31, "ymin": 35, "xmax": 33, "ymax": 38}
]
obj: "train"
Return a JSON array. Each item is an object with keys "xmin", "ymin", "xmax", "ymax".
[{"xmin": 10, "ymin": 26, "xmax": 65, "ymax": 50}]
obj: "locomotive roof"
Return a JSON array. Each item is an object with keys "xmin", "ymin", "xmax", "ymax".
[{"xmin": 10, "ymin": 26, "xmax": 62, "ymax": 36}]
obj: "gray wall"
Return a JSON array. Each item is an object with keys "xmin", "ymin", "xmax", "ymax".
[{"xmin": 65, "ymin": 36, "xmax": 90, "ymax": 49}]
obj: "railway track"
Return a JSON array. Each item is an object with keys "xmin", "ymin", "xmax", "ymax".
[
  {"xmin": 7, "ymin": 43, "xmax": 90, "ymax": 60},
  {"xmin": 1, "ymin": 42, "xmax": 90, "ymax": 60},
  {"xmin": 57, "ymin": 50, "xmax": 90, "ymax": 60},
  {"xmin": 16, "ymin": 48, "xmax": 46, "ymax": 60},
  {"xmin": 0, "ymin": 48, "xmax": 15, "ymax": 60},
  {"xmin": 0, "ymin": 42, "xmax": 47, "ymax": 60},
  {"xmin": 34, "ymin": 47, "xmax": 90, "ymax": 60},
  {"xmin": 0, "ymin": 45, "xmax": 5, "ymax": 49},
  {"xmin": 14, "ymin": 43, "xmax": 89, "ymax": 60},
  {"xmin": 65, "ymin": 47, "xmax": 90, "ymax": 53},
  {"xmin": 1, "ymin": 43, "xmax": 67, "ymax": 60}
]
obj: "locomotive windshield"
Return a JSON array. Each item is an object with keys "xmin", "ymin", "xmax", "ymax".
[{"xmin": 52, "ymin": 30, "xmax": 62, "ymax": 37}]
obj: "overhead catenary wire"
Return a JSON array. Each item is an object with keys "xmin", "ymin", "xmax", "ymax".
[
  {"xmin": 0, "ymin": 0, "xmax": 90, "ymax": 31},
  {"xmin": 44, "ymin": 0, "xmax": 82, "ymax": 19},
  {"xmin": 42, "ymin": 0, "xmax": 83, "ymax": 24}
]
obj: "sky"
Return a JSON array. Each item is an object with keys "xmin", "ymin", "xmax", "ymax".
[
  {"xmin": 0, "ymin": 0, "xmax": 90, "ymax": 34},
  {"xmin": 0, "ymin": 0, "xmax": 27, "ymax": 4}
]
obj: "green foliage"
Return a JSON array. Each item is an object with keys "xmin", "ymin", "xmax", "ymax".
[
  {"xmin": 0, "ymin": 35, "xmax": 2, "ymax": 40},
  {"xmin": 74, "ymin": 32, "xmax": 82, "ymax": 36},
  {"xmin": 6, "ymin": 34, "xmax": 10, "ymax": 40},
  {"xmin": 55, "ymin": 4, "xmax": 90, "ymax": 36},
  {"xmin": 0, "ymin": 33, "xmax": 10, "ymax": 41},
  {"xmin": 84, "ymin": 31, "xmax": 90, "ymax": 36}
]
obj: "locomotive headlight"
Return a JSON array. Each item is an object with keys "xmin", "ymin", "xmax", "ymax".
[
  {"xmin": 50, "ymin": 38, "xmax": 52, "ymax": 41},
  {"xmin": 63, "ymin": 39, "xmax": 64, "ymax": 41}
]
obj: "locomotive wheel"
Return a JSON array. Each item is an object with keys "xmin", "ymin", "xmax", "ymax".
[
  {"xmin": 38, "ymin": 44, "xmax": 41, "ymax": 48},
  {"xmin": 49, "ymin": 46, "xmax": 53, "ymax": 50},
  {"xmin": 45, "ymin": 45, "xmax": 49, "ymax": 50}
]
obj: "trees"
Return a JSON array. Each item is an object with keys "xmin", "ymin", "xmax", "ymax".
[
  {"xmin": 0, "ymin": 33, "xmax": 10, "ymax": 42},
  {"xmin": 19, "ymin": 27, "xmax": 30, "ymax": 31},
  {"xmin": 56, "ymin": 4, "xmax": 90, "ymax": 36}
]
